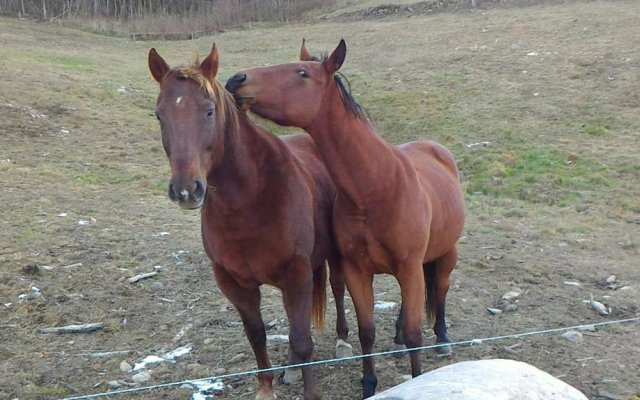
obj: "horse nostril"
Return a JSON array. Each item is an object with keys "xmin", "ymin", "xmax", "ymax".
[
  {"xmin": 225, "ymin": 72, "xmax": 247, "ymax": 92},
  {"xmin": 194, "ymin": 180, "xmax": 205, "ymax": 199}
]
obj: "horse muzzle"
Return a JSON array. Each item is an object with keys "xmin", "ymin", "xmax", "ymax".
[
  {"xmin": 225, "ymin": 73, "xmax": 255, "ymax": 109},
  {"xmin": 168, "ymin": 179, "xmax": 206, "ymax": 210}
]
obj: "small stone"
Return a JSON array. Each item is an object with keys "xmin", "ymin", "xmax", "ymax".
[
  {"xmin": 561, "ymin": 330, "xmax": 583, "ymax": 342},
  {"xmin": 401, "ymin": 374, "xmax": 412, "ymax": 382},
  {"xmin": 119, "ymin": 360, "xmax": 132, "ymax": 372},
  {"xmin": 501, "ymin": 290, "xmax": 521, "ymax": 301},
  {"xmin": 487, "ymin": 307, "xmax": 502, "ymax": 315},
  {"xmin": 107, "ymin": 380, "xmax": 120, "ymax": 388},
  {"xmin": 605, "ymin": 275, "xmax": 616, "ymax": 284},
  {"xmin": 213, "ymin": 367, "xmax": 227, "ymax": 375},
  {"xmin": 203, "ymin": 338, "xmax": 214, "ymax": 345},
  {"xmin": 131, "ymin": 371, "xmax": 151, "ymax": 382},
  {"xmin": 152, "ymin": 281, "xmax": 165, "ymax": 290}
]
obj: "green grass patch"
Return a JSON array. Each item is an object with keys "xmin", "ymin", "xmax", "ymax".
[
  {"xmin": 460, "ymin": 146, "xmax": 612, "ymax": 206},
  {"xmin": 54, "ymin": 55, "xmax": 96, "ymax": 72}
]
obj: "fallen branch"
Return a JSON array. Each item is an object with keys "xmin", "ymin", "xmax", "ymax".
[
  {"xmin": 127, "ymin": 271, "xmax": 158, "ymax": 283},
  {"xmin": 36, "ymin": 323, "xmax": 104, "ymax": 334}
]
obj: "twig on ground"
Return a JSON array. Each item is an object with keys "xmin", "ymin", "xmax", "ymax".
[
  {"xmin": 127, "ymin": 271, "xmax": 158, "ymax": 283},
  {"xmin": 36, "ymin": 323, "xmax": 104, "ymax": 334}
]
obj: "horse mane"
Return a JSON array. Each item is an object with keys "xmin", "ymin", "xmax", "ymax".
[
  {"xmin": 314, "ymin": 52, "xmax": 369, "ymax": 121},
  {"xmin": 173, "ymin": 62, "xmax": 240, "ymax": 136}
]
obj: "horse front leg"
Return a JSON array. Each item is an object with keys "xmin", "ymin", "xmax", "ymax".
[
  {"xmin": 212, "ymin": 264, "xmax": 274, "ymax": 400},
  {"xmin": 343, "ymin": 264, "xmax": 377, "ymax": 399},
  {"xmin": 280, "ymin": 255, "xmax": 319, "ymax": 400}
]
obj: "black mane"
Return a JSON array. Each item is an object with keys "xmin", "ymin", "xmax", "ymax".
[{"xmin": 312, "ymin": 52, "xmax": 369, "ymax": 121}]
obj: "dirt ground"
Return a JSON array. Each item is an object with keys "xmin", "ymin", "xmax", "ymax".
[{"xmin": 1, "ymin": 0, "xmax": 639, "ymax": 399}]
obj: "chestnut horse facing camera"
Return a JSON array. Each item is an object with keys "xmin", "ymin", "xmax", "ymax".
[
  {"xmin": 148, "ymin": 43, "xmax": 353, "ymax": 400},
  {"xmin": 226, "ymin": 39, "xmax": 465, "ymax": 399}
]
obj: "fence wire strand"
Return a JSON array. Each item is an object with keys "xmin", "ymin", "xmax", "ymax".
[{"xmin": 63, "ymin": 316, "xmax": 640, "ymax": 399}]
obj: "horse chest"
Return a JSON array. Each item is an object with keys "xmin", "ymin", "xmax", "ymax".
[{"xmin": 201, "ymin": 219, "xmax": 301, "ymax": 288}]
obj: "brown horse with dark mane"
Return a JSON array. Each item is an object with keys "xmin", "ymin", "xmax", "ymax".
[
  {"xmin": 148, "ymin": 43, "xmax": 353, "ymax": 400},
  {"xmin": 226, "ymin": 39, "xmax": 465, "ymax": 398}
]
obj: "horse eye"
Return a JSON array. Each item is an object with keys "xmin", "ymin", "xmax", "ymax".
[
  {"xmin": 206, "ymin": 109, "xmax": 214, "ymax": 118},
  {"xmin": 297, "ymin": 70, "xmax": 309, "ymax": 78}
]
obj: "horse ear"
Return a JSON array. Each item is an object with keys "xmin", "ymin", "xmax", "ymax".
[
  {"xmin": 148, "ymin": 48, "xmax": 170, "ymax": 83},
  {"xmin": 300, "ymin": 38, "xmax": 313, "ymax": 61},
  {"xmin": 200, "ymin": 42, "xmax": 219, "ymax": 81},
  {"xmin": 324, "ymin": 39, "xmax": 346, "ymax": 74}
]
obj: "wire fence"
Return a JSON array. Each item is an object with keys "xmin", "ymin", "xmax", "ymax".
[{"xmin": 63, "ymin": 316, "xmax": 640, "ymax": 400}]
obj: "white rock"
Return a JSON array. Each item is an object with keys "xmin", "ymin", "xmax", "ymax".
[
  {"xmin": 589, "ymin": 297, "xmax": 610, "ymax": 316},
  {"xmin": 501, "ymin": 290, "xmax": 521, "ymax": 301},
  {"xmin": 561, "ymin": 330, "xmax": 583, "ymax": 342},
  {"xmin": 266, "ymin": 334, "xmax": 289, "ymax": 343},
  {"xmin": 563, "ymin": 281, "xmax": 581, "ymax": 287},
  {"xmin": 486, "ymin": 307, "xmax": 502, "ymax": 315},
  {"xmin": 374, "ymin": 300, "xmax": 397, "ymax": 310},
  {"xmin": 605, "ymin": 275, "xmax": 616, "ymax": 284},
  {"xmin": 131, "ymin": 371, "xmax": 151, "ymax": 383},
  {"xmin": 119, "ymin": 360, "xmax": 132, "ymax": 372},
  {"xmin": 133, "ymin": 355, "xmax": 165, "ymax": 371},
  {"xmin": 369, "ymin": 359, "xmax": 588, "ymax": 399},
  {"xmin": 164, "ymin": 344, "xmax": 191, "ymax": 360}
]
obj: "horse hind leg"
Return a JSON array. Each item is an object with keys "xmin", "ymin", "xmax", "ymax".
[
  {"xmin": 328, "ymin": 257, "xmax": 353, "ymax": 358},
  {"xmin": 424, "ymin": 247, "xmax": 458, "ymax": 355},
  {"xmin": 391, "ymin": 304, "xmax": 408, "ymax": 358}
]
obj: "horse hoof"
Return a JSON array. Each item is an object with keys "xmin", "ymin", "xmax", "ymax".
[
  {"xmin": 335, "ymin": 339, "xmax": 353, "ymax": 358},
  {"xmin": 392, "ymin": 342, "xmax": 408, "ymax": 358},
  {"xmin": 280, "ymin": 367, "xmax": 302, "ymax": 385},
  {"xmin": 435, "ymin": 342, "xmax": 452, "ymax": 355},
  {"xmin": 255, "ymin": 387, "xmax": 277, "ymax": 400}
]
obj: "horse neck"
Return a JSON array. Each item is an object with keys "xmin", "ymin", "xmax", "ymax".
[
  {"xmin": 304, "ymin": 89, "xmax": 399, "ymax": 209},
  {"xmin": 209, "ymin": 112, "xmax": 286, "ymax": 202}
]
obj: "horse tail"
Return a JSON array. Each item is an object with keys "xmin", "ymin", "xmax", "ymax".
[
  {"xmin": 423, "ymin": 262, "xmax": 437, "ymax": 324},
  {"xmin": 312, "ymin": 263, "xmax": 327, "ymax": 332}
]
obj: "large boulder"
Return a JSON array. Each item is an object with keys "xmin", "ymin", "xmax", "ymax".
[{"xmin": 370, "ymin": 359, "xmax": 587, "ymax": 400}]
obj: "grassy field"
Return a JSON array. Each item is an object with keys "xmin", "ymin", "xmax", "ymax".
[{"xmin": 1, "ymin": 0, "xmax": 639, "ymax": 399}]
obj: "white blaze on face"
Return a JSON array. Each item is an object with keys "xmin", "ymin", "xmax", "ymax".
[{"xmin": 175, "ymin": 96, "xmax": 183, "ymax": 106}]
